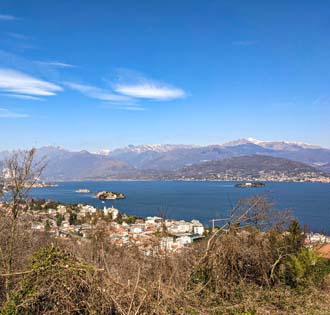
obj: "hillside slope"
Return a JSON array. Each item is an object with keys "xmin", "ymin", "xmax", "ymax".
[{"xmin": 168, "ymin": 155, "xmax": 330, "ymax": 181}]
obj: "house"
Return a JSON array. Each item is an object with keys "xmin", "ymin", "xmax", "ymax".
[
  {"xmin": 176, "ymin": 235, "xmax": 193, "ymax": 246},
  {"xmin": 130, "ymin": 224, "xmax": 145, "ymax": 234},
  {"xmin": 160, "ymin": 237, "xmax": 175, "ymax": 251},
  {"xmin": 167, "ymin": 220, "xmax": 192, "ymax": 234},
  {"xmin": 57, "ymin": 205, "xmax": 67, "ymax": 215},
  {"xmin": 104, "ymin": 206, "xmax": 119, "ymax": 219},
  {"xmin": 79, "ymin": 204, "xmax": 97, "ymax": 216},
  {"xmin": 48, "ymin": 208, "xmax": 56, "ymax": 215},
  {"xmin": 191, "ymin": 220, "xmax": 204, "ymax": 235}
]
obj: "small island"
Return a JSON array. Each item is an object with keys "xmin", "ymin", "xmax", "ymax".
[
  {"xmin": 95, "ymin": 190, "xmax": 126, "ymax": 200},
  {"xmin": 235, "ymin": 181, "xmax": 265, "ymax": 188},
  {"xmin": 75, "ymin": 189, "xmax": 91, "ymax": 193}
]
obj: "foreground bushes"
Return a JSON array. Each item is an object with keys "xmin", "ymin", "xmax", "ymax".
[
  {"xmin": 1, "ymin": 194, "xmax": 330, "ymax": 314},
  {"xmin": 1, "ymin": 223, "xmax": 330, "ymax": 314},
  {"xmin": 1, "ymin": 246, "xmax": 111, "ymax": 315}
]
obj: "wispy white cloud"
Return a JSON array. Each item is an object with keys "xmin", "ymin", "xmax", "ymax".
[
  {"xmin": 2, "ymin": 93, "xmax": 43, "ymax": 101},
  {"xmin": 0, "ymin": 68, "xmax": 63, "ymax": 96},
  {"xmin": 5, "ymin": 32, "xmax": 30, "ymax": 40},
  {"xmin": 64, "ymin": 82, "xmax": 132, "ymax": 102},
  {"xmin": 232, "ymin": 40, "xmax": 255, "ymax": 46},
  {"xmin": 0, "ymin": 108, "xmax": 28, "ymax": 118},
  {"xmin": 36, "ymin": 61, "xmax": 76, "ymax": 68},
  {"xmin": 64, "ymin": 69, "xmax": 186, "ymax": 107},
  {"xmin": 113, "ymin": 69, "xmax": 186, "ymax": 101},
  {"xmin": 114, "ymin": 83, "xmax": 185, "ymax": 100},
  {"xmin": 0, "ymin": 14, "xmax": 16, "ymax": 21}
]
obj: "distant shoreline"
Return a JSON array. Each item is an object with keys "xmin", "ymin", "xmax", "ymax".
[{"xmin": 42, "ymin": 179, "xmax": 330, "ymax": 184}]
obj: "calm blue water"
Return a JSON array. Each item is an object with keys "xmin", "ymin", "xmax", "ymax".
[{"xmin": 30, "ymin": 181, "xmax": 330, "ymax": 233}]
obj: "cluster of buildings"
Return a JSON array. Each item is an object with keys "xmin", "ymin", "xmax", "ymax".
[
  {"xmin": 176, "ymin": 171, "xmax": 330, "ymax": 183},
  {"xmin": 305, "ymin": 232, "xmax": 330, "ymax": 259},
  {"xmin": 305, "ymin": 232, "xmax": 330, "ymax": 244},
  {"xmin": 26, "ymin": 201, "xmax": 204, "ymax": 254}
]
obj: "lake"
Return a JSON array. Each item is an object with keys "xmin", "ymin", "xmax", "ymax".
[{"xmin": 30, "ymin": 181, "xmax": 330, "ymax": 233}]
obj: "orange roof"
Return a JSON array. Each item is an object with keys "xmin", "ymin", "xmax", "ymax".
[{"xmin": 314, "ymin": 243, "xmax": 330, "ymax": 259}]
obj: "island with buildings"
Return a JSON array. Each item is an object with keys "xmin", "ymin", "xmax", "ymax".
[
  {"xmin": 235, "ymin": 181, "xmax": 265, "ymax": 188},
  {"xmin": 95, "ymin": 191, "xmax": 126, "ymax": 200}
]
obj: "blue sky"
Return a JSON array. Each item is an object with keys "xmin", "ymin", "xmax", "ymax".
[{"xmin": 0, "ymin": 0, "xmax": 329, "ymax": 151}]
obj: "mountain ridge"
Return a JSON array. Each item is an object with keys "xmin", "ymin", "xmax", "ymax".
[
  {"xmin": 1, "ymin": 139, "xmax": 330, "ymax": 180},
  {"xmin": 166, "ymin": 155, "xmax": 329, "ymax": 182}
]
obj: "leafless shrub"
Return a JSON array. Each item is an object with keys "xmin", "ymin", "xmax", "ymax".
[{"xmin": 0, "ymin": 149, "xmax": 46, "ymax": 302}]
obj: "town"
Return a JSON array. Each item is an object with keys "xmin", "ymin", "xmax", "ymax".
[
  {"xmin": 0, "ymin": 199, "xmax": 205, "ymax": 255},
  {"xmin": 170, "ymin": 171, "xmax": 330, "ymax": 183}
]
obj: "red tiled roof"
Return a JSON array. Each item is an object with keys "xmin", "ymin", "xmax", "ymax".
[{"xmin": 314, "ymin": 243, "xmax": 330, "ymax": 259}]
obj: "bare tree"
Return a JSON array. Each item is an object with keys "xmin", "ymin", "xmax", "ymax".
[
  {"xmin": 0, "ymin": 148, "xmax": 46, "ymax": 300},
  {"xmin": 5, "ymin": 148, "xmax": 46, "ymax": 218}
]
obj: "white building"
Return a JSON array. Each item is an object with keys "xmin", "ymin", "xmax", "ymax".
[
  {"xmin": 176, "ymin": 235, "xmax": 193, "ymax": 246},
  {"xmin": 57, "ymin": 205, "xmax": 67, "ymax": 215},
  {"xmin": 145, "ymin": 216, "xmax": 163, "ymax": 226},
  {"xmin": 160, "ymin": 237, "xmax": 175, "ymax": 251},
  {"xmin": 130, "ymin": 224, "xmax": 145, "ymax": 234},
  {"xmin": 191, "ymin": 220, "xmax": 204, "ymax": 236},
  {"xmin": 193, "ymin": 225, "xmax": 204, "ymax": 235},
  {"xmin": 104, "ymin": 206, "xmax": 119, "ymax": 219},
  {"xmin": 48, "ymin": 208, "xmax": 56, "ymax": 215},
  {"xmin": 166, "ymin": 220, "xmax": 192, "ymax": 234},
  {"xmin": 79, "ymin": 204, "xmax": 97, "ymax": 216}
]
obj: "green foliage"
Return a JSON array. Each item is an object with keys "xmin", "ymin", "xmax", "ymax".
[
  {"xmin": 284, "ymin": 220, "xmax": 306, "ymax": 253},
  {"xmin": 43, "ymin": 200, "xmax": 60, "ymax": 210},
  {"xmin": 281, "ymin": 248, "xmax": 330, "ymax": 288},
  {"xmin": 121, "ymin": 215, "xmax": 142, "ymax": 224},
  {"xmin": 189, "ymin": 266, "xmax": 211, "ymax": 288},
  {"xmin": 1, "ymin": 246, "xmax": 108, "ymax": 315},
  {"xmin": 115, "ymin": 212, "xmax": 123, "ymax": 224},
  {"xmin": 55, "ymin": 213, "xmax": 64, "ymax": 227},
  {"xmin": 44, "ymin": 220, "xmax": 51, "ymax": 232},
  {"xmin": 69, "ymin": 212, "xmax": 79, "ymax": 225}
]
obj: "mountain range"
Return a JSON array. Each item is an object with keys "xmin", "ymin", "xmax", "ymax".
[{"xmin": 0, "ymin": 138, "xmax": 330, "ymax": 181}]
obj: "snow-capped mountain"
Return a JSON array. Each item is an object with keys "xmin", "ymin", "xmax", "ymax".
[
  {"xmin": 111, "ymin": 144, "xmax": 197, "ymax": 154},
  {"xmin": 1, "ymin": 139, "xmax": 329, "ymax": 179},
  {"xmin": 107, "ymin": 139, "xmax": 330, "ymax": 170},
  {"xmin": 222, "ymin": 137, "xmax": 322, "ymax": 150}
]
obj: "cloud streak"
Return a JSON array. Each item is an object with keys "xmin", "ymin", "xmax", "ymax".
[
  {"xmin": 0, "ymin": 14, "xmax": 16, "ymax": 21},
  {"xmin": 2, "ymin": 93, "xmax": 43, "ymax": 101},
  {"xmin": 63, "ymin": 70, "xmax": 186, "ymax": 110},
  {"xmin": 64, "ymin": 82, "xmax": 132, "ymax": 102},
  {"xmin": 0, "ymin": 108, "xmax": 28, "ymax": 118},
  {"xmin": 5, "ymin": 32, "xmax": 30, "ymax": 40},
  {"xmin": 113, "ymin": 69, "xmax": 186, "ymax": 101},
  {"xmin": 114, "ymin": 82, "xmax": 186, "ymax": 100},
  {"xmin": 36, "ymin": 61, "xmax": 76, "ymax": 68},
  {"xmin": 0, "ymin": 68, "xmax": 63, "ymax": 96}
]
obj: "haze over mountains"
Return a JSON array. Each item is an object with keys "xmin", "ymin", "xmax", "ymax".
[{"xmin": 1, "ymin": 138, "xmax": 330, "ymax": 180}]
